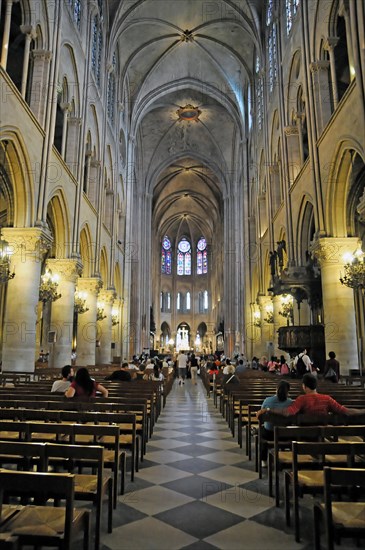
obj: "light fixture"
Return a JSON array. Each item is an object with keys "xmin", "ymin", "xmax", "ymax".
[
  {"xmin": 39, "ymin": 269, "xmax": 61, "ymax": 303},
  {"xmin": 97, "ymin": 302, "xmax": 106, "ymax": 321},
  {"xmin": 279, "ymin": 294, "xmax": 294, "ymax": 325},
  {"xmin": 74, "ymin": 291, "xmax": 89, "ymax": 314},
  {"xmin": 176, "ymin": 104, "xmax": 201, "ymax": 122},
  {"xmin": 264, "ymin": 303, "xmax": 274, "ymax": 324},
  {"xmin": 340, "ymin": 245, "xmax": 365, "ymax": 292},
  {"xmin": 253, "ymin": 311, "xmax": 261, "ymax": 328},
  {"xmin": 0, "ymin": 240, "xmax": 15, "ymax": 284},
  {"xmin": 111, "ymin": 308, "xmax": 119, "ymax": 326}
]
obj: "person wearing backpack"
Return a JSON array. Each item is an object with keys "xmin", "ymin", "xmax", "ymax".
[{"xmin": 295, "ymin": 349, "xmax": 312, "ymax": 378}]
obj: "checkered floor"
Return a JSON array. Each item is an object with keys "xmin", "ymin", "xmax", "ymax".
[{"xmin": 100, "ymin": 379, "xmax": 359, "ymax": 550}]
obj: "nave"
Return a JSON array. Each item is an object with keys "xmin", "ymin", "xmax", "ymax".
[{"xmin": 98, "ymin": 379, "xmax": 356, "ymax": 550}]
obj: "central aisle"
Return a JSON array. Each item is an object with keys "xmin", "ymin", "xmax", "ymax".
[{"xmin": 102, "ymin": 379, "xmax": 309, "ymax": 550}]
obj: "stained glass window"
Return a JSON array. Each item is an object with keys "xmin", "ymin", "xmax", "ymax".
[
  {"xmin": 177, "ymin": 238, "xmax": 191, "ymax": 275},
  {"xmin": 91, "ymin": 11, "xmax": 103, "ymax": 87},
  {"xmin": 286, "ymin": 0, "xmax": 300, "ymax": 35},
  {"xmin": 197, "ymin": 237, "xmax": 208, "ymax": 275},
  {"xmin": 266, "ymin": 0, "xmax": 273, "ymax": 26},
  {"xmin": 204, "ymin": 291, "xmax": 209, "ymax": 310},
  {"xmin": 68, "ymin": 0, "xmax": 81, "ymax": 29},
  {"xmin": 107, "ymin": 53, "xmax": 116, "ymax": 124},
  {"xmin": 177, "ymin": 252, "xmax": 184, "ymax": 275},
  {"xmin": 268, "ymin": 24, "xmax": 277, "ymax": 93},
  {"xmin": 161, "ymin": 235, "xmax": 172, "ymax": 275}
]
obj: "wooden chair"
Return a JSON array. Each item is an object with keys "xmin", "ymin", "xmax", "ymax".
[
  {"xmin": 44, "ymin": 443, "xmax": 113, "ymax": 550},
  {"xmin": 72, "ymin": 423, "xmax": 126, "ymax": 507},
  {"xmin": 313, "ymin": 467, "xmax": 365, "ymax": 550},
  {"xmin": 0, "ymin": 441, "xmax": 46, "ymax": 472},
  {"xmin": 285, "ymin": 441, "xmax": 365, "ymax": 542},
  {"xmin": 0, "ymin": 469, "xmax": 90, "ymax": 550}
]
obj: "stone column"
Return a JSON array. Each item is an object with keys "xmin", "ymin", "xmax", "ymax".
[
  {"xmin": 310, "ymin": 61, "xmax": 332, "ymax": 133},
  {"xmin": 29, "ymin": 49, "xmax": 52, "ymax": 126},
  {"xmin": 284, "ymin": 125, "xmax": 301, "ymax": 184},
  {"xmin": 1, "ymin": 228, "xmax": 52, "ymax": 371},
  {"xmin": 272, "ymin": 294, "xmax": 282, "ymax": 356},
  {"xmin": 96, "ymin": 290, "xmax": 116, "ymax": 364},
  {"xmin": 0, "ymin": 0, "xmax": 18, "ymax": 70},
  {"xmin": 65, "ymin": 117, "xmax": 82, "ymax": 177},
  {"xmin": 324, "ymin": 38, "xmax": 339, "ymax": 109},
  {"xmin": 47, "ymin": 259, "xmax": 82, "ymax": 369},
  {"xmin": 111, "ymin": 299, "xmax": 121, "ymax": 360},
  {"xmin": 19, "ymin": 25, "xmax": 36, "ymax": 99},
  {"xmin": 76, "ymin": 278, "xmax": 102, "ymax": 366},
  {"xmin": 312, "ymin": 237, "xmax": 359, "ymax": 374}
]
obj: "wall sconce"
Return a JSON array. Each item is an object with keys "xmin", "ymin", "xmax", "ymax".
[
  {"xmin": 111, "ymin": 308, "xmax": 119, "ymax": 326},
  {"xmin": 264, "ymin": 303, "xmax": 274, "ymax": 324},
  {"xmin": 340, "ymin": 245, "xmax": 365, "ymax": 293},
  {"xmin": 0, "ymin": 240, "xmax": 15, "ymax": 284},
  {"xmin": 74, "ymin": 291, "xmax": 89, "ymax": 314},
  {"xmin": 253, "ymin": 311, "xmax": 262, "ymax": 327},
  {"xmin": 97, "ymin": 302, "xmax": 106, "ymax": 321},
  {"xmin": 279, "ymin": 294, "xmax": 294, "ymax": 325},
  {"xmin": 39, "ymin": 269, "xmax": 61, "ymax": 303}
]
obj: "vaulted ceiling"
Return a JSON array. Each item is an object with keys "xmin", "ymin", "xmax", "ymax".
[{"xmin": 109, "ymin": 0, "xmax": 263, "ymax": 242}]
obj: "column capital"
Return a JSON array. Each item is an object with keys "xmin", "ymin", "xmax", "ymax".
[
  {"xmin": 284, "ymin": 125, "xmax": 299, "ymax": 136},
  {"xmin": 90, "ymin": 159, "xmax": 101, "ymax": 168},
  {"xmin": 310, "ymin": 237, "xmax": 360, "ymax": 265},
  {"xmin": 99, "ymin": 289, "xmax": 117, "ymax": 305},
  {"xmin": 324, "ymin": 37, "xmax": 339, "ymax": 51},
  {"xmin": 268, "ymin": 163, "xmax": 279, "ymax": 175},
  {"xmin": 20, "ymin": 24, "xmax": 37, "ymax": 39},
  {"xmin": 60, "ymin": 102, "xmax": 72, "ymax": 113},
  {"xmin": 77, "ymin": 277, "xmax": 103, "ymax": 296},
  {"xmin": 31, "ymin": 49, "xmax": 52, "ymax": 61},
  {"xmin": 1, "ymin": 227, "xmax": 52, "ymax": 261},
  {"xmin": 310, "ymin": 60, "xmax": 330, "ymax": 73},
  {"xmin": 46, "ymin": 258, "xmax": 83, "ymax": 283}
]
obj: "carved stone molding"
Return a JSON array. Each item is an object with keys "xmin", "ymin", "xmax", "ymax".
[
  {"xmin": 324, "ymin": 37, "xmax": 339, "ymax": 51},
  {"xmin": 284, "ymin": 125, "xmax": 299, "ymax": 136},
  {"xmin": 1, "ymin": 227, "xmax": 52, "ymax": 261},
  {"xmin": 99, "ymin": 289, "xmax": 117, "ymax": 305},
  {"xmin": 77, "ymin": 277, "xmax": 102, "ymax": 296},
  {"xmin": 47, "ymin": 258, "xmax": 83, "ymax": 283},
  {"xmin": 310, "ymin": 237, "xmax": 360, "ymax": 264},
  {"xmin": 310, "ymin": 61, "xmax": 330, "ymax": 73},
  {"xmin": 31, "ymin": 49, "xmax": 52, "ymax": 61}
]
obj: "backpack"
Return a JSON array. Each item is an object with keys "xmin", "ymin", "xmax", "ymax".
[{"xmin": 296, "ymin": 355, "xmax": 307, "ymax": 377}]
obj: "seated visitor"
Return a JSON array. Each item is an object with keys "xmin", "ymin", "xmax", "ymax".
[
  {"xmin": 51, "ymin": 364, "xmax": 74, "ymax": 393},
  {"xmin": 258, "ymin": 374, "xmax": 363, "ymax": 417},
  {"xmin": 65, "ymin": 367, "xmax": 108, "ymax": 398},
  {"xmin": 104, "ymin": 362, "xmax": 132, "ymax": 382},
  {"xmin": 258, "ymin": 380, "xmax": 293, "ymax": 467}
]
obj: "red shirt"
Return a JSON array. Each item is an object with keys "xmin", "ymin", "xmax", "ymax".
[
  {"xmin": 286, "ymin": 393, "xmax": 348, "ymax": 416},
  {"xmin": 70, "ymin": 380, "xmax": 99, "ymax": 397}
]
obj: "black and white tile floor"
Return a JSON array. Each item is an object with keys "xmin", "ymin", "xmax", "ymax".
[{"xmin": 100, "ymin": 380, "xmax": 359, "ymax": 550}]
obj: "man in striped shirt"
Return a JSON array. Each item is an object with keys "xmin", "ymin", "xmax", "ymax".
[{"xmin": 258, "ymin": 374, "xmax": 363, "ymax": 417}]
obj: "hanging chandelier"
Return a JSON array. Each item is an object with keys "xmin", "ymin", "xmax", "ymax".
[{"xmin": 340, "ymin": 246, "xmax": 365, "ymax": 292}]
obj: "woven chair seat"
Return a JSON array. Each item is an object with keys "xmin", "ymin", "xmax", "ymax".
[
  {"xmin": 297, "ymin": 470, "xmax": 323, "ymax": 486},
  {"xmin": 278, "ymin": 451, "xmax": 315, "ymax": 463},
  {"xmin": 317, "ymin": 502, "xmax": 365, "ymax": 528},
  {"xmin": 0, "ymin": 505, "xmax": 85, "ymax": 536}
]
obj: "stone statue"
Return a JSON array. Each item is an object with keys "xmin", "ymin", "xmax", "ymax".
[
  {"xmin": 276, "ymin": 240, "xmax": 286, "ymax": 268},
  {"xmin": 269, "ymin": 250, "xmax": 278, "ymax": 277}
]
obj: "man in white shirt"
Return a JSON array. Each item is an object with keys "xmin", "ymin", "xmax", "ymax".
[
  {"xmin": 177, "ymin": 351, "xmax": 188, "ymax": 385},
  {"xmin": 51, "ymin": 365, "xmax": 74, "ymax": 393}
]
